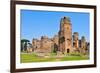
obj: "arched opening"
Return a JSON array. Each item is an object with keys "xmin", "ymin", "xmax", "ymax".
[
  {"xmin": 67, "ymin": 49, "xmax": 70, "ymax": 53},
  {"xmin": 73, "ymin": 42, "xmax": 75, "ymax": 47}
]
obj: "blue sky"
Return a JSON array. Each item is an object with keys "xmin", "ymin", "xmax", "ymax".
[{"xmin": 21, "ymin": 9, "xmax": 90, "ymax": 42}]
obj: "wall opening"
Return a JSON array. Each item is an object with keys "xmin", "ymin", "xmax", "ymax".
[{"xmin": 67, "ymin": 49, "xmax": 70, "ymax": 53}]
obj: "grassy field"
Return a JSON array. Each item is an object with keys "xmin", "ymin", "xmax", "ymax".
[{"xmin": 20, "ymin": 53, "xmax": 89, "ymax": 63}]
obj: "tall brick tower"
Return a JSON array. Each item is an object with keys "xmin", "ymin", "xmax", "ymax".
[{"xmin": 59, "ymin": 17, "xmax": 72, "ymax": 54}]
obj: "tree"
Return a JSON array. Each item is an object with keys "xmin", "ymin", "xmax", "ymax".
[
  {"xmin": 21, "ymin": 39, "xmax": 30, "ymax": 52},
  {"xmin": 53, "ymin": 43, "xmax": 58, "ymax": 54}
]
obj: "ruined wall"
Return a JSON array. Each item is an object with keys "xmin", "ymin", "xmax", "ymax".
[
  {"xmin": 80, "ymin": 36, "xmax": 87, "ymax": 54},
  {"xmin": 32, "ymin": 39, "xmax": 41, "ymax": 50},
  {"xmin": 41, "ymin": 36, "xmax": 53, "ymax": 53},
  {"xmin": 73, "ymin": 32, "xmax": 79, "ymax": 51}
]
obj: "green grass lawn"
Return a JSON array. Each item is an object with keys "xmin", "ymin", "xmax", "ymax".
[{"xmin": 20, "ymin": 53, "xmax": 89, "ymax": 63}]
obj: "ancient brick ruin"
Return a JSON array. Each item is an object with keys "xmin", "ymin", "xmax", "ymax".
[{"xmin": 22, "ymin": 17, "xmax": 89, "ymax": 55}]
